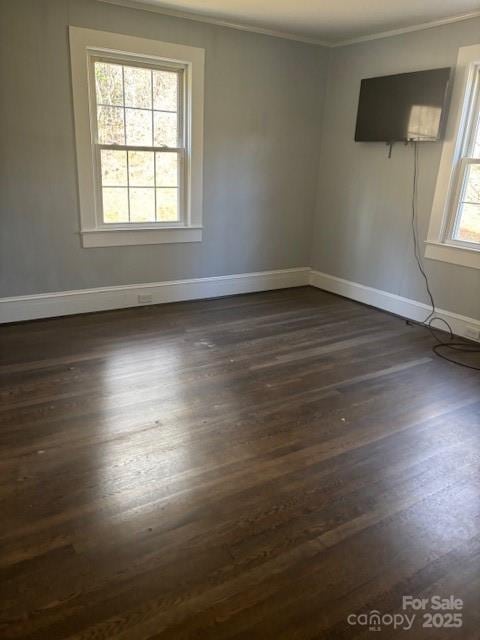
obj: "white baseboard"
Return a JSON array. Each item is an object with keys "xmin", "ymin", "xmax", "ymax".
[
  {"xmin": 2, "ymin": 267, "xmax": 478, "ymax": 342},
  {"xmin": 0, "ymin": 267, "xmax": 310, "ymax": 324},
  {"xmin": 309, "ymin": 270, "xmax": 480, "ymax": 342}
]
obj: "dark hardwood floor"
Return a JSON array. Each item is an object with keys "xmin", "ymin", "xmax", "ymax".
[{"xmin": 0, "ymin": 286, "xmax": 479, "ymax": 639}]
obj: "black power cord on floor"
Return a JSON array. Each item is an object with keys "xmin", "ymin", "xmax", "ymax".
[{"xmin": 407, "ymin": 140, "xmax": 480, "ymax": 371}]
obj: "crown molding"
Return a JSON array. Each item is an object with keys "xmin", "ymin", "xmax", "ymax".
[
  {"xmin": 96, "ymin": 1, "xmax": 480, "ymax": 49},
  {"xmin": 96, "ymin": 0, "xmax": 330, "ymax": 46},
  {"xmin": 332, "ymin": 10, "xmax": 480, "ymax": 47}
]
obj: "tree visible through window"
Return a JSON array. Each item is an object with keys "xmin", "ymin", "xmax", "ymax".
[{"xmin": 93, "ymin": 60, "xmax": 183, "ymax": 224}]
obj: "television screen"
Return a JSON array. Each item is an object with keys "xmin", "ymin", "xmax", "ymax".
[{"xmin": 355, "ymin": 68, "xmax": 451, "ymax": 143}]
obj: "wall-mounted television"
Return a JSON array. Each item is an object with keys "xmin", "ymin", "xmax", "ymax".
[{"xmin": 354, "ymin": 68, "xmax": 451, "ymax": 143}]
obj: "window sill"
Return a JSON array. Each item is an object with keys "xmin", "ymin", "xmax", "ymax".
[
  {"xmin": 425, "ymin": 241, "xmax": 480, "ymax": 270},
  {"xmin": 81, "ymin": 226, "xmax": 203, "ymax": 248}
]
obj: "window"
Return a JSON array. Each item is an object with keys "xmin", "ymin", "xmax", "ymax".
[
  {"xmin": 447, "ymin": 65, "xmax": 480, "ymax": 247},
  {"xmin": 95, "ymin": 60, "xmax": 183, "ymax": 225},
  {"xmin": 426, "ymin": 44, "xmax": 480, "ymax": 269},
  {"xmin": 70, "ymin": 28, "xmax": 204, "ymax": 247}
]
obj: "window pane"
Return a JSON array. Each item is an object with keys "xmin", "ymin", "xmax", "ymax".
[
  {"xmin": 128, "ymin": 151, "xmax": 154, "ymax": 186},
  {"xmin": 156, "ymin": 188, "xmax": 178, "ymax": 221},
  {"xmin": 463, "ymin": 164, "xmax": 480, "ymax": 205},
  {"xmin": 154, "ymin": 112, "xmax": 178, "ymax": 147},
  {"xmin": 456, "ymin": 203, "xmax": 480, "ymax": 244},
  {"xmin": 101, "ymin": 150, "xmax": 127, "ymax": 186},
  {"xmin": 130, "ymin": 188, "xmax": 155, "ymax": 222},
  {"xmin": 153, "ymin": 70, "xmax": 178, "ymax": 111},
  {"xmin": 473, "ymin": 114, "xmax": 480, "ymax": 158},
  {"xmin": 454, "ymin": 164, "xmax": 480, "ymax": 244},
  {"xmin": 95, "ymin": 62, "xmax": 123, "ymax": 106},
  {"xmin": 155, "ymin": 153, "xmax": 178, "ymax": 186},
  {"xmin": 125, "ymin": 108, "xmax": 152, "ymax": 146},
  {"xmin": 103, "ymin": 188, "xmax": 129, "ymax": 223},
  {"xmin": 124, "ymin": 66, "xmax": 152, "ymax": 109},
  {"xmin": 97, "ymin": 106, "xmax": 125, "ymax": 144}
]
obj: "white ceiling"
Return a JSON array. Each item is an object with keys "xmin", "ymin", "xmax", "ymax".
[{"xmin": 107, "ymin": 0, "xmax": 480, "ymax": 44}]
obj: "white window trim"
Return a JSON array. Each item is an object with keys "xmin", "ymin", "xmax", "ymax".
[
  {"xmin": 426, "ymin": 43, "xmax": 480, "ymax": 270},
  {"xmin": 69, "ymin": 27, "xmax": 204, "ymax": 247}
]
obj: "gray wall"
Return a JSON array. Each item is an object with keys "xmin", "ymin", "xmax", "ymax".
[
  {"xmin": 0, "ymin": 0, "xmax": 327, "ymax": 296},
  {"xmin": 2, "ymin": 1, "xmax": 479, "ymax": 322},
  {"xmin": 311, "ymin": 18, "xmax": 480, "ymax": 320}
]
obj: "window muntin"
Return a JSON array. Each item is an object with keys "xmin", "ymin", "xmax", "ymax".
[
  {"xmin": 92, "ymin": 58, "xmax": 185, "ymax": 226},
  {"xmin": 449, "ymin": 66, "xmax": 480, "ymax": 247}
]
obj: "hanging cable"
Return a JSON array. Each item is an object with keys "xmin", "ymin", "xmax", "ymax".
[{"xmin": 408, "ymin": 140, "xmax": 480, "ymax": 371}]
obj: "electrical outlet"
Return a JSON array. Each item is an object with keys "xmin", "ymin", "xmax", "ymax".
[
  {"xmin": 464, "ymin": 326, "xmax": 480, "ymax": 341},
  {"xmin": 137, "ymin": 294, "xmax": 153, "ymax": 305}
]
